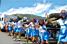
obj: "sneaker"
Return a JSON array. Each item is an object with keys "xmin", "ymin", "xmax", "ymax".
[
  {"xmin": 13, "ymin": 38, "xmax": 16, "ymax": 41},
  {"xmin": 8, "ymin": 34, "xmax": 11, "ymax": 36},
  {"xmin": 16, "ymin": 38, "xmax": 21, "ymax": 41}
]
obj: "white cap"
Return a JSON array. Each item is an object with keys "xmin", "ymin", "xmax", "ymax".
[
  {"xmin": 23, "ymin": 17, "xmax": 27, "ymax": 20},
  {"xmin": 35, "ymin": 23, "xmax": 39, "ymax": 25},
  {"xmin": 29, "ymin": 22, "xmax": 34, "ymax": 27}
]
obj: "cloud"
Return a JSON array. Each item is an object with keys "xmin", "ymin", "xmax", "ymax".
[
  {"xmin": 48, "ymin": 5, "xmax": 67, "ymax": 15},
  {"xmin": 1, "ymin": 0, "xmax": 67, "ymax": 18},
  {"xmin": 2, "ymin": 2, "xmax": 67, "ymax": 17},
  {"xmin": 34, "ymin": 3, "xmax": 52, "ymax": 17},
  {"xmin": 2, "ymin": 3, "xmax": 52, "ymax": 17}
]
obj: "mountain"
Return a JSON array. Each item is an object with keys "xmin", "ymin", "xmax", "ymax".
[{"xmin": 7, "ymin": 14, "xmax": 45, "ymax": 20}]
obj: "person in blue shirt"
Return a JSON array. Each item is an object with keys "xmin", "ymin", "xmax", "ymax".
[
  {"xmin": 39, "ymin": 19, "xmax": 49, "ymax": 44},
  {"xmin": 31, "ymin": 23, "xmax": 39, "ymax": 44},
  {"xmin": 24, "ymin": 20, "xmax": 35, "ymax": 43},
  {"xmin": 12, "ymin": 21, "xmax": 18, "ymax": 40},
  {"xmin": 56, "ymin": 10, "xmax": 67, "ymax": 44},
  {"xmin": 8, "ymin": 22, "xmax": 12, "ymax": 36},
  {"xmin": 13, "ymin": 21, "xmax": 23, "ymax": 40},
  {"xmin": 25, "ymin": 24, "xmax": 32, "ymax": 39},
  {"xmin": 57, "ymin": 15, "xmax": 67, "ymax": 44},
  {"xmin": 17, "ymin": 21, "xmax": 23, "ymax": 40},
  {"xmin": 25, "ymin": 24, "xmax": 33, "ymax": 43},
  {"xmin": 39, "ymin": 25, "xmax": 49, "ymax": 44}
]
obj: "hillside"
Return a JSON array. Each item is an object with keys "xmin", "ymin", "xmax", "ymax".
[{"xmin": 7, "ymin": 14, "xmax": 44, "ymax": 20}]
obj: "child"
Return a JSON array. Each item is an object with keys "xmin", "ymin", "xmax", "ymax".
[
  {"xmin": 13, "ymin": 21, "xmax": 22, "ymax": 41},
  {"xmin": 57, "ymin": 16, "xmax": 67, "ymax": 44},
  {"xmin": 63, "ymin": 19, "xmax": 67, "ymax": 44},
  {"xmin": 25, "ymin": 23, "xmax": 33, "ymax": 43},
  {"xmin": 4, "ymin": 22, "xmax": 8, "ymax": 32},
  {"xmin": 39, "ymin": 25, "xmax": 49, "ymax": 44},
  {"xmin": 17, "ymin": 21, "xmax": 23, "ymax": 40},
  {"xmin": 39, "ymin": 20, "xmax": 49, "ymax": 44},
  {"xmin": 31, "ymin": 23, "xmax": 39, "ymax": 44},
  {"xmin": 12, "ymin": 21, "xmax": 18, "ymax": 40},
  {"xmin": 8, "ymin": 22, "xmax": 12, "ymax": 36}
]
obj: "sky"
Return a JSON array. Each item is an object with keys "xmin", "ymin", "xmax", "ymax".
[{"xmin": 0, "ymin": 0, "xmax": 67, "ymax": 17}]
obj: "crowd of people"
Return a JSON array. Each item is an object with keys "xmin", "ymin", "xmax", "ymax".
[{"xmin": 0, "ymin": 10, "xmax": 67, "ymax": 44}]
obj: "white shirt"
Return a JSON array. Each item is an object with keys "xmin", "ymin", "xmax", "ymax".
[
  {"xmin": 57, "ymin": 19, "xmax": 66, "ymax": 34},
  {"xmin": 39, "ymin": 26, "xmax": 46, "ymax": 33},
  {"xmin": 57, "ymin": 19, "xmax": 64, "ymax": 26},
  {"xmin": 57, "ymin": 19, "xmax": 66, "ymax": 29}
]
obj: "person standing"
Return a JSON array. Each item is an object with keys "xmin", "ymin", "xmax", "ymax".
[{"xmin": 57, "ymin": 10, "xmax": 67, "ymax": 44}]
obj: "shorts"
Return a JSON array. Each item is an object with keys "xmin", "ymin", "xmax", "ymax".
[
  {"xmin": 18, "ymin": 27, "xmax": 24, "ymax": 32},
  {"xmin": 39, "ymin": 32, "xmax": 49, "ymax": 41},
  {"xmin": 8, "ymin": 26, "xmax": 12, "ymax": 32},
  {"xmin": 26, "ymin": 28, "xmax": 32, "ymax": 37},
  {"xmin": 14, "ymin": 28, "xmax": 19, "ymax": 33},
  {"xmin": 31, "ymin": 29, "xmax": 39, "ymax": 37}
]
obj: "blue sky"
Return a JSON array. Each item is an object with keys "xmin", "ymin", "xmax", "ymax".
[
  {"xmin": 0, "ymin": 0, "xmax": 67, "ymax": 17},
  {"xmin": 0, "ymin": 0, "xmax": 67, "ymax": 12},
  {"xmin": 0, "ymin": 0, "xmax": 43, "ymax": 12}
]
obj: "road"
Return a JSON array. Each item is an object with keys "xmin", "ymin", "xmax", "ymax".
[
  {"xmin": 0, "ymin": 32, "xmax": 57, "ymax": 44},
  {"xmin": 0, "ymin": 32, "xmax": 24, "ymax": 44}
]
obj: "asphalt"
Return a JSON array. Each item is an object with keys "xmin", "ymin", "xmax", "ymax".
[
  {"xmin": 0, "ymin": 32, "xmax": 23, "ymax": 44},
  {"xmin": 0, "ymin": 32, "xmax": 57, "ymax": 44}
]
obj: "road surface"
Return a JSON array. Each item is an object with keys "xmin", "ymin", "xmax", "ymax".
[
  {"xmin": 0, "ymin": 32, "xmax": 57, "ymax": 44},
  {"xmin": 0, "ymin": 32, "xmax": 24, "ymax": 44}
]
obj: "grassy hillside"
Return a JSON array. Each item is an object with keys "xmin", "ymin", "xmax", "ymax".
[{"xmin": 7, "ymin": 14, "xmax": 44, "ymax": 20}]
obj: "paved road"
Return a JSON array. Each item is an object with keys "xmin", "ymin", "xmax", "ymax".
[
  {"xmin": 0, "ymin": 32, "xmax": 57, "ymax": 44},
  {"xmin": 0, "ymin": 32, "xmax": 23, "ymax": 44}
]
